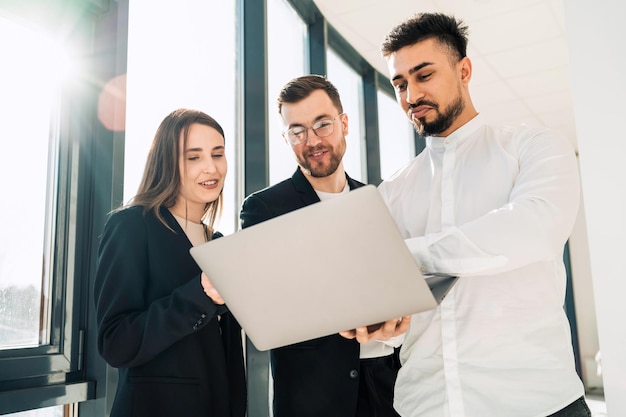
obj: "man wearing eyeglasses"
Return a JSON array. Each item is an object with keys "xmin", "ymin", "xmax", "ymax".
[{"xmin": 239, "ymin": 74, "xmax": 403, "ymax": 417}]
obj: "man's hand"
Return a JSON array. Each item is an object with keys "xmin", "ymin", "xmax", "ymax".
[
  {"xmin": 339, "ymin": 316, "xmax": 411, "ymax": 344},
  {"xmin": 201, "ymin": 272, "xmax": 225, "ymax": 305}
]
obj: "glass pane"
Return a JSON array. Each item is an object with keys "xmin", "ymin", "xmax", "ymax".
[
  {"xmin": 125, "ymin": 0, "xmax": 238, "ymax": 234},
  {"xmin": 377, "ymin": 90, "xmax": 415, "ymax": 179},
  {"xmin": 326, "ymin": 48, "xmax": 365, "ymax": 182},
  {"xmin": 5, "ymin": 405, "xmax": 63, "ymax": 417},
  {"xmin": 0, "ymin": 16, "xmax": 65, "ymax": 349},
  {"xmin": 267, "ymin": 0, "xmax": 307, "ymax": 186}
]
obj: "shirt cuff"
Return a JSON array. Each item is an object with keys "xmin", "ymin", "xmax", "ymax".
[{"xmin": 405, "ymin": 236, "xmax": 433, "ymax": 273}]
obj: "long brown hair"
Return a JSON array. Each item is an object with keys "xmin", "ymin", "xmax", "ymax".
[{"xmin": 128, "ymin": 108, "xmax": 225, "ymax": 234}]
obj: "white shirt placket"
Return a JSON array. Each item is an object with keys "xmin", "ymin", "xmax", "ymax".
[{"xmin": 440, "ymin": 138, "xmax": 465, "ymax": 417}]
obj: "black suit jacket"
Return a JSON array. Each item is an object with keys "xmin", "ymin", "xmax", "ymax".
[
  {"xmin": 240, "ymin": 168, "xmax": 365, "ymax": 417},
  {"xmin": 94, "ymin": 206, "xmax": 246, "ymax": 417}
]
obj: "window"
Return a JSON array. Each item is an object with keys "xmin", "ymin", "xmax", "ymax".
[
  {"xmin": 0, "ymin": 1, "xmax": 103, "ymax": 415},
  {"xmin": 8, "ymin": 407, "xmax": 64, "ymax": 417},
  {"xmin": 377, "ymin": 90, "xmax": 415, "ymax": 179},
  {"xmin": 267, "ymin": 0, "xmax": 308, "ymax": 186},
  {"xmin": 0, "ymin": 15, "xmax": 62, "ymax": 352},
  {"xmin": 326, "ymin": 48, "xmax": 365, "ymax": 182},
  {"xmin": 125, "ymin": 0, "xmax": 238, "ymax": 234}
]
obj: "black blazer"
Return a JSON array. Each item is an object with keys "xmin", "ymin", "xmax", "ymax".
[
  {"xmin": 94, "ymin": 206, "xmax": 246, "ymax": 417},
  {"xmin": 240, "ymin": 168, "xmax": 364, "ymax": 417}
]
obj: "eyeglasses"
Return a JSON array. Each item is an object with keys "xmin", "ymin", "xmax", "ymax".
[{"xmin": 283, "ymin": 113, "xmax": 344, "ymax": 145}]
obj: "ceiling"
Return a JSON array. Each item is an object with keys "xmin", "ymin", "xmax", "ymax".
[{"xmin": 312, "ymin": 0, "xmax": 578, "ymax": 150}]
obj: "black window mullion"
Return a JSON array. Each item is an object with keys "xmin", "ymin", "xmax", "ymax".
[
  {"xmin": 308, "ymin": 16, "xmax": 327, "ymax": 75},
  {"xmin": 242, "ymin": 1, "xmax": 271, "ymax": 416},
  {"xmin": 363, "ymin": 70, "xmax": 382, "ymax": 185},
  {"xmin": 243, "ymin": 0, "xmax": 270, "ymax": 197}
]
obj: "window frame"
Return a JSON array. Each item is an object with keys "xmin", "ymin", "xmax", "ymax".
[{"xmin": 0, "ymin": 0, "xmax": 127, "ymax": 414}]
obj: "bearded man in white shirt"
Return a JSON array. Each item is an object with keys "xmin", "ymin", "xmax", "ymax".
[{"xmin": 363, "ymin": 12, "xmax": 589, "ymax": 417}]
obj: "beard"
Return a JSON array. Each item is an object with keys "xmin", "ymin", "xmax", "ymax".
[
  {"xmin": 411, "ymin": 95, "xmax": 464, "ymax": 136},
  {"xmin": 296, "ymin": 138, "xmax": 346, "ymax": 178}
]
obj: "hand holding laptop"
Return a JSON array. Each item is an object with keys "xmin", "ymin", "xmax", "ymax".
[
  {"xmin": 340, "ymin": 315, "xmax": 411, "ymax": 344},
  {"xmin": 189, "ymin": 186, "xmax": 457, "ymax": 351},
  {"xmin": 201, "ymin": 272, "xmax": 225, "ymax": 305}
]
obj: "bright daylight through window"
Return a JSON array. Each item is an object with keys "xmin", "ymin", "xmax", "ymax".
[{"xmin": 0, "ymin": 16, "xmax": 71, "ymax": 352}]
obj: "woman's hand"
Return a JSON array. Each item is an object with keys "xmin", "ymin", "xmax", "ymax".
[{"xmin": 201, "ymin": 272, "xmax": 225, "ymax": 305}]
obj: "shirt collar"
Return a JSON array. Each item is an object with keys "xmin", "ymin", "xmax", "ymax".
[{"xmin": 426, "ymin": 113, "xmax": 484, "ymax": 150}]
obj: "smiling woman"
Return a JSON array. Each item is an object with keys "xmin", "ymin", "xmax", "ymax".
[
  {"xmin": 173, "ymin": 124, "xmax": 227, "ymax": 221},
  {"xmin": 94, "ymin": 109, "xmax": 246, "ymax": 417}
]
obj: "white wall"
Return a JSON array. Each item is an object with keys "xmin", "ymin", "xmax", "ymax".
[
  {"xmin": 563, "ymin": 2, "xmax": 626, "ymax": 414},
  {"xmin": 569, "ymin": 198, "xmax": 602, "ymax": 390}
]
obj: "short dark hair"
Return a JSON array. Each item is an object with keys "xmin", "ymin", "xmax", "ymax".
[
  {"xmin": 277, "ymin": 74, "xmax": 343, "ymax": 115},
  {"xmin": 381, "ymin": 13, "xmax": 469, "ymax": 62}
]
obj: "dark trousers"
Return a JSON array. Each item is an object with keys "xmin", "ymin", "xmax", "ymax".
[
  {"xmin": 547, "ymin": 396, "xmax": 592, "ymax": 417},
  {"xmin": 355, "ymin": 351, "xmax": 401, "ymax": 417}
]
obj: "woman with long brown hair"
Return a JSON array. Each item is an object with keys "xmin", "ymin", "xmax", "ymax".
[{"xmin": 94, "ymin": 108, "xmax": 246, "ymax": 417}]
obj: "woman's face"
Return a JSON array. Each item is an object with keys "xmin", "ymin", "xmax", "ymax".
[{"xmin": 174, "ymin": 123, "xmax": 227, "ymax": 221}]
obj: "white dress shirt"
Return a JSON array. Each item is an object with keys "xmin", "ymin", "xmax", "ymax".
[{"xmin": 378, "ymin": 115, "xmax": 584, "ymax": 417}]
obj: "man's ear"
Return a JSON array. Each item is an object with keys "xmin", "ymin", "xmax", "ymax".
[
  {"xmin": 459, "ymin": 56, "xmax": 472, "ymax": 86},
  {"xmin": 341, "ymin": 113, "xmax": 349, "ymax": 136}
]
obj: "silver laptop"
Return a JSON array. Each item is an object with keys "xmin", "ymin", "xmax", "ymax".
[{"xmin": 190, "ymin": 185, "xmax": 457, "ymax": 351}]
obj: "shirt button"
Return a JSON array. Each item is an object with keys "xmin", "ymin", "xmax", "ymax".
[{"xmin": 349, "ymin": 369, "xmax": 359, "ymax": 379}]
